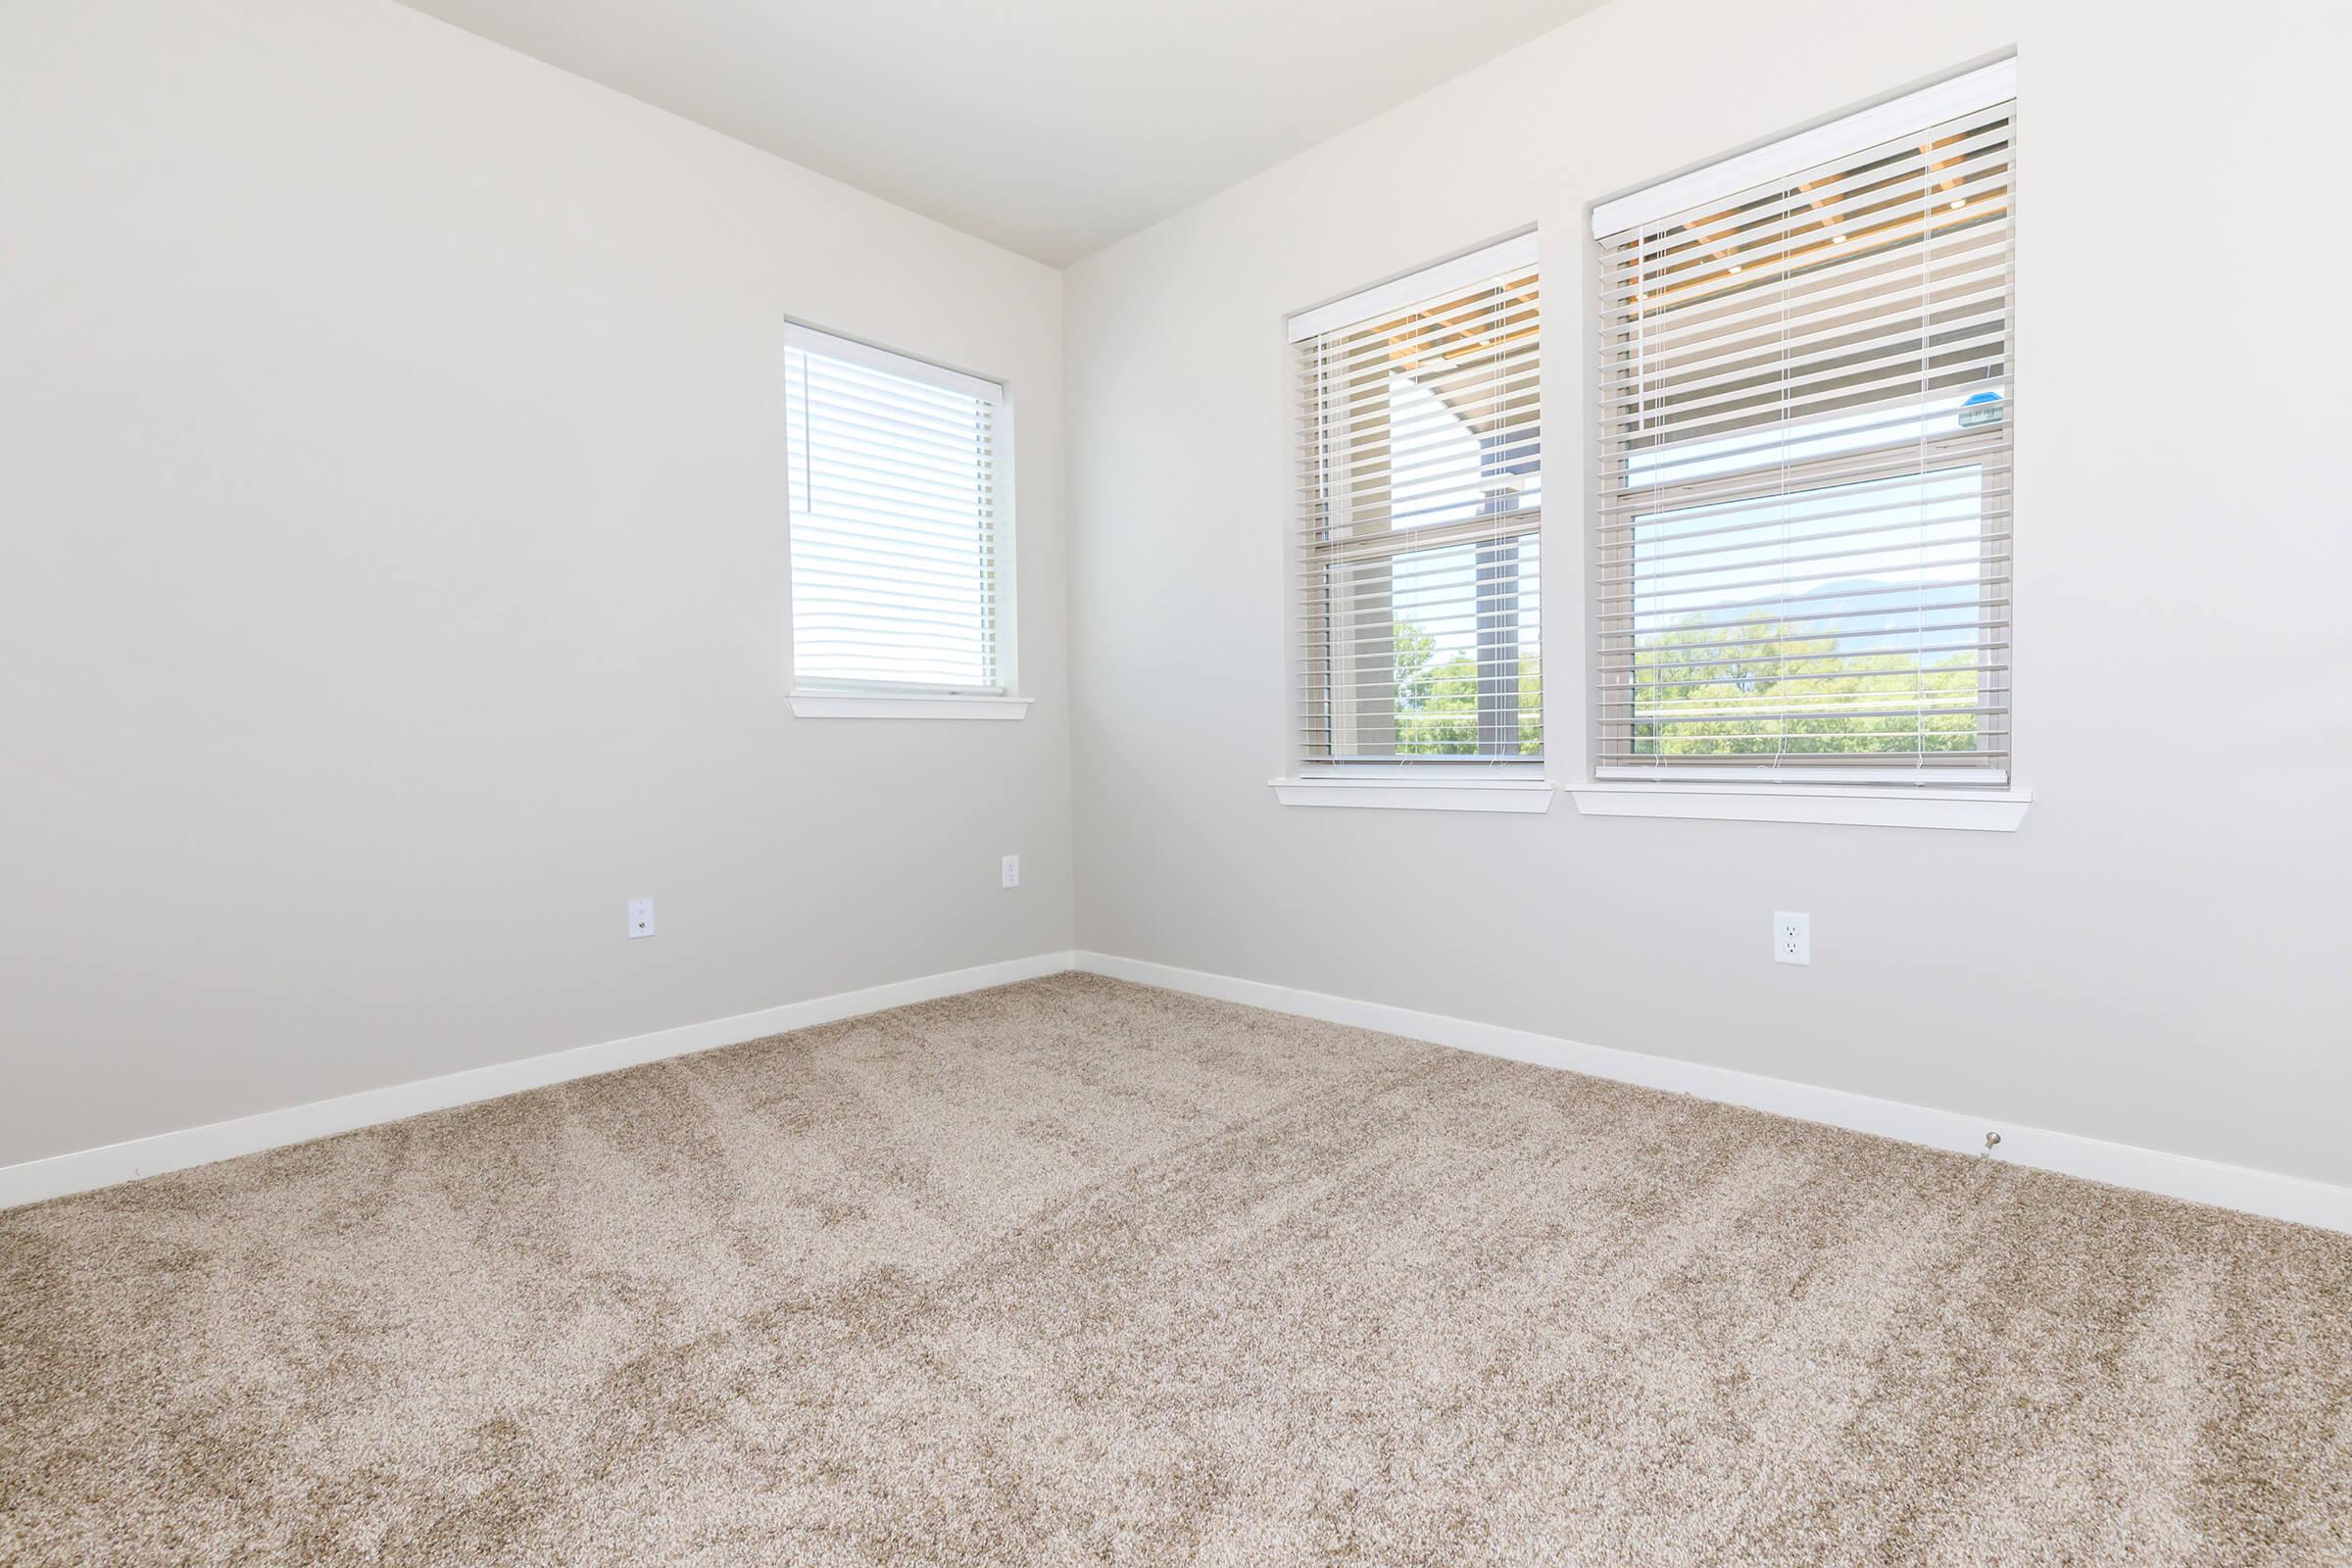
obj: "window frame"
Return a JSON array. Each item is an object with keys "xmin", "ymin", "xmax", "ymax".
[
  {"xmin": 1281, "ymin": 234, "xmax": 1547, "ymax": 797},
  {"xmin": 780, "ymin": 320, "xmax": 1020, "ymax": 718},
  {"xmin": 1582, "ymin": 61, "xmax": 2021, "ymax": 804}
]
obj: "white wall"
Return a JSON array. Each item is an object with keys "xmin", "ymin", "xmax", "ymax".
[
  {"xmin": 0, "ymin": 0, "xmax": 1071, "ymax": 1165},
  {"xmin": 1065, "ymin": 0, "xmax": 2352, "ymax": 1187},
  {"xmin": 7, "ymin": 0, "xmax": 2348, "ymax": 1197}
]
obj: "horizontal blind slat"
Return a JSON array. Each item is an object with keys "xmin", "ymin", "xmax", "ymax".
[{"xmin": 787, "ymin": 337, "xmax": 1000, "ymax": 691}]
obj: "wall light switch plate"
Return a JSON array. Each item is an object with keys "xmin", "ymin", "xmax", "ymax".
[
  {"xmin": 1002, "ymin": 855, "xmax": 1020, "ymax": 889},
  {"xmin": 1773, "ymin": 910, "xmax": 1809, "ymax": 965},
  {"xmin": 627, "ymin": 898, "xmax": 656, "ymax": 939}
]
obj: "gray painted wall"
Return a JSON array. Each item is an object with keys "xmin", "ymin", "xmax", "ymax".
[
  {"xmin": 1064, "ymin": 0, "xmax": 2352, "ymax": 1187},
  {"xmin": 1, "ymin": 0, "xmax": 1073, "ymax": 1164}
]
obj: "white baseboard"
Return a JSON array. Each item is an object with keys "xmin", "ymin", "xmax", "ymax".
[
  {"xmin": 0, "ymin": 951, "xmax": 1078, "ymax": 1211},
  {"xmin": 1073, "ymin": 951, "xmax": 2352, "ymax": 1237},
  {"xmin": 14, "ymin": 947, "xmax": 2345, "ymax": 1238}
]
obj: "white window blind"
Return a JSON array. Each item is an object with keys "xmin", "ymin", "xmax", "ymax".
[
  {"xmin": 1593, "ymin": 64, "xmax": 2015, "ymax": 784},
  {"xmin": 784, "ymin": 324, "xmax": 1005, "ymax": 695},
  {"xmin": 1291, "ymin": 236, "xmax": 1543, "ymax": 767}
]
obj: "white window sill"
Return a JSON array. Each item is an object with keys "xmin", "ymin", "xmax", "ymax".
[
  {"xmin": 1568, "ymin": 781, "xmax": 2032, "ymax": 831},
  {"xmin": 788, "ymin": 692, "xmax": 1030, "ymax": 720},
  {"xmin": 1270, "ymin": 776, "xmax": 1554, "ymax": 813}
]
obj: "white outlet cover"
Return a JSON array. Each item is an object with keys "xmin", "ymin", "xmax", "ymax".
[
  {"xmin": 1001, "ymin": 855, "xmax": 1020, "ymax": 889},
  {"xmin": 1773, "ymin": 910, "xmax": 1809, "ymax": 965},
  {"xmin": 627, "ymin": 898, "xmax": 656, "ymax": 939}
]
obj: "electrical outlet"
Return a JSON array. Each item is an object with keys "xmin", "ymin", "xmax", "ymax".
[
  {"xmin": 1001, "ymin": 855, "xmax": 1020, "ymax": 889},
  {"xmin": 1773, "ymin": 910, "xmax": 1809, "ymax": 965},
  {"xmin": 627, "ymin": 898, "xmax": 656, "ymax": 939}
]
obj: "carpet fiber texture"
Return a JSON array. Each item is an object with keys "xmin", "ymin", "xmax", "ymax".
[{"xmin": 5, "ymin": 974, "xmax": 2350, "ymax": 1565}]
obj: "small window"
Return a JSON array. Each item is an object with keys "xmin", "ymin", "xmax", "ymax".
[
  {"xmin": 1288, "ymin": 236, "xmax": 1543, "ymax": 769},
  {"xmin": 1592, "ymin": 62, "xmax": 2015, "ymax": 785},
  {"xmin": 784, "ymin": 324, "xmax": 1007, "ymax": 696}
]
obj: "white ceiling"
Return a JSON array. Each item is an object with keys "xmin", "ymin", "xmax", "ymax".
[{"xmin": 395, "ymin": 0, "xmax": 1606, "ymax": 266}]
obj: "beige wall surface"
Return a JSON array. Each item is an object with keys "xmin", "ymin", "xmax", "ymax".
[
  {"xmin": 0, "ymin": 0, "xmax": 1073, "ymax": 1163},
  {"xmin": 1063, "ymin": 0, "xmax": 2352, "ymax": 1185}
]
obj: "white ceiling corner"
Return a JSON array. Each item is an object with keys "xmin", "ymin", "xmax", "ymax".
[{"xmin": 394, "ymin": 0, "xmax": 1607, "ymax": 266}]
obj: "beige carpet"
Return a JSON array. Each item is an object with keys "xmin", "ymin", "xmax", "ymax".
[{"xmin": 4, "ymin": 975, "xmax": 2349, "ymax": 1566}]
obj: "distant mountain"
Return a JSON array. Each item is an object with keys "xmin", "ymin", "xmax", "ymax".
[{"xmin": 1710, "ymin": 578, "xmax": 1978, "ymax": 648}]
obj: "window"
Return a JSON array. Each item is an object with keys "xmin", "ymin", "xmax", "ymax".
[
  {"xmin": 1289, "ymin": 236, "xmax": 1543, "ymax": 773},
  {"xmin": 784, "ymin": 323, "xmax": 1009, "ymax": 704},
  {"xmin": 1592, "ymin": 62, "xmax": 2014, "ymax": 785}
]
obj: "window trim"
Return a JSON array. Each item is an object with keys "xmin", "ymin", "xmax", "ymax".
[
  {"xmin": 781, "ymin": 319, "xmax": 1016, "ymax": 709},
  {"xmin": 1286, "ymin": 234, "xmax": 1540, "ymax": 343},
  {"xmin": 780, "ymin": 321, "xmax": 1003, "ymax": 407},
  {"xmin": 789, "ymin": 692, "xmax": 1030, "ymax": 721},
  {"xmin": 1567, "ymin": 781, "xmax": 2029, "ymax": 831},
  {"xmin": 1270, "ymin": 776, "xmax": 1555, "ymax": 813}
]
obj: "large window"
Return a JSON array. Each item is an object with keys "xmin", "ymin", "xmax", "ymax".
[
  {"xmin": 784, "ymin": 324, "xmax": 1006, "ymax": 696},
  {"xmin": 1592, "ymin": 63, "xmax": 2015, "ymax": 784},
  {"xmin": 1289, "ymin": 237, "xmax": 1543, "ymax": 768}
]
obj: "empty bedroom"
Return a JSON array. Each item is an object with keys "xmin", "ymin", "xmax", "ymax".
[{"xmin": 4, "ymin": 0, "xmax": 2348, "ymax": 1562}]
